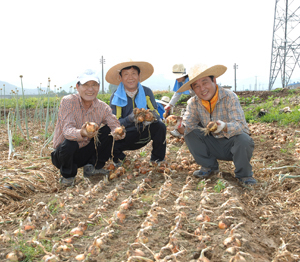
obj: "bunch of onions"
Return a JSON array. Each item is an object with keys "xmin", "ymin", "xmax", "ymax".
[
  {"xmin": 166, "ymin": 115, "xmax": 178, "ymax": 126},
  {"xmin": 199, "ymin": 121, "xmax": 217, "ymax": 136},
  {"xmin": 133, "ymin": 108, "xmax": 155, "ymax": 123}
]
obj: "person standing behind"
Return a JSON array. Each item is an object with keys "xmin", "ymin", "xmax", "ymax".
[
  {"xmin": 51, "ymin": 69, "xmax": 124, "ymax": 187},
  {"xmin": 175, "ymin": 64, "xmax": 256, "ymax": 185},
  {"xmin": 164, "ymin": 64, "xmax": 192, "ymax": 137},
  {"xmin": 106, "ymin": 61, "xmax": 166, "ymax": 166}
]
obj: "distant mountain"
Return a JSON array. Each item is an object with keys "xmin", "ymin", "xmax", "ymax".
[{"xmin": 0, "ymin": 80, "xmax": 20, "ymax": 94}]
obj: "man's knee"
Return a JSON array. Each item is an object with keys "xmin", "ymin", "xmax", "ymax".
[{"xmin": 231, "ymin": 133, "xmax": 254, "ymax": 153}]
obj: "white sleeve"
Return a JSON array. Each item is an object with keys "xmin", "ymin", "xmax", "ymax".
[{"xmin": 169, "ymin": 92, "xmax": 182, "ymax": 106}]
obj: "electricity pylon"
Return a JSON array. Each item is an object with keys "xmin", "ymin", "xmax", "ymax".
[{"xmin": 269, "ymin": 0, "xmax": 300, "ymax": 90}]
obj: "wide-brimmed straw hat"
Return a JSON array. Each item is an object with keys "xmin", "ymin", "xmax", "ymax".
[
  {"xmin": 176, "ymin": 64, "xmax": 227, "ymax": 93},
  {"xmin": 172, "ymin": 64, "xmax": 188, "ymax": 79},
  {"xmin": 157, "ymin": 96, "xmax": 170, "ymax": 106},
  {"xmin": 105, "ymin": 61, "xmax": 154, "ymax": 85}
]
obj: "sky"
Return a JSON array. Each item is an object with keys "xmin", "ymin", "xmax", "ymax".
[{"xmin": 1, "ymin": 0, "xmax": 299, "ymax": 92}]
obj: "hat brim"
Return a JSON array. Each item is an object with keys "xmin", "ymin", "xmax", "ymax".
[
  {"xmin": 176, "ymin": 65, "xmax": 227, "ymax": 93},
  {"xmin": 105, "ymin": 61, "xmax": 154, "ymax": 85},
  {"xmin": 156, "ymin": 100, "xmax": 169, "ymax": 106},
  {"xmin": 79, "ymin": 77, "xmax": 100, "ymax": 85},
  {"xmin": 173, "ymin": 72, "xmax": 188, "ymax": 80}
]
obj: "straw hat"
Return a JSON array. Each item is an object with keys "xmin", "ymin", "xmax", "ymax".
[
  {"xmin": 157, "ymin": 96, "xmax": 170, "ymax": 106},
  {"xmin": 172, "ymin": 64, "xmax": 188, "ymax": 79},
  {"xmin": 105, "ymin": 61, "xmax": 154, "ymax": 85},
  {"xmin": 176, "ymin": 64, "xmax": 227, "ymax": 93}
]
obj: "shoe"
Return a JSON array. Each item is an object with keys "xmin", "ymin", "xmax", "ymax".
[
  {"xmin": 193, "ymin": 167, "xmax": 219, "ymax": 178},
  {"xmin": 150, "ymin": 159, "xmax": 165, "ymax": 166},
  {"xmin": 59, "ymin": 177, "xmax": 75, "ymax": 187},
  {"xmin": 83, "ymin": 164, "xmax": 109, "ymax": 177},
  {"xmin": 237, "ymin": 177, "xmax": 257, "ymax": 185},
  {"xmin": 170, "ymin": 129, "xmax": 183, "ymax": 138}
]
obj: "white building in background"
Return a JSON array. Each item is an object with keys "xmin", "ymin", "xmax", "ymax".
[{"xmin": 288, "ymin": 82, "xmax": 300, "ymax": 89}]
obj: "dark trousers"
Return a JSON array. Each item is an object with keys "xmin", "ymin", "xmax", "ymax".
[
  {"xmin": 51, "ymin": 125, "xmax": 113, "ymax": 178},
  {"xmin": 185, "ymin": 129, "xmax": 254, "ymax": 178},
  {"xmin": 113, "ymin": 120, "xmax": 166, "ymax": 162}
]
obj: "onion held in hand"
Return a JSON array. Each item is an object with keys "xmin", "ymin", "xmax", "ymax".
[
  {"xmin": 207, "ymin": 121, "xmax": 217, "ymax": 132},
  {"xmin": 114, "ymin": 126, "xmax": 125, "ymax": 136},
  {"xmin": 86, "ymin": 122, "xmax": 98, "ymax": 133}
]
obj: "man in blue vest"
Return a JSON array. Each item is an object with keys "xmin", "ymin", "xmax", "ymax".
[{"xmin": 106, "ymin": 61, "xmax": 166, "ymax": 166}]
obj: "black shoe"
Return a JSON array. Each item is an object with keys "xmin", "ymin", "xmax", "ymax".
[
  {"xmin": 237, "ymin": 177, "xmax": 257, "ymax": 185},
  {"xmin": 83, "ymin": 164, "xmax": 109, "ymax": 177},
  {"xmin": 193, "ymin": 167, "xmax": 219, "ymax": 178}
]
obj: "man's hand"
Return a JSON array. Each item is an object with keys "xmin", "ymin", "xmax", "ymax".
[
  {"xmin": 152, "ymin": 110, "xmax": 160, "ymax": 122},
  {"xmin": 127, "ymin": 111, "xmax": 135, "ymax": 122},
  {"xmin": 163, "ymin": 104, "xmax": 171, "ymax": 118},
  {"xmin": 112, "ymin": 127, "xmax": 126, "ymax": 140},
  {"xmin": 167, "ymin": 115, "xmax": 183, "ymax": 131},
  {"xmin": 213, "ymin": 120, "xmax": 226, "ymax": 133},
  {"xmin": 80, "ymin": 122, "xmax": 99, "ymax": 138}
]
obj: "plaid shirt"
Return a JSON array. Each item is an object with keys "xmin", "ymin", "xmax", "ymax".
[
  {"xmin": 53, "ymin": 93, "xmax": 120, "ymax": 149},
  {"xmin": 183, "ymin": 86, "xmax": 249, "ymax": 138}
]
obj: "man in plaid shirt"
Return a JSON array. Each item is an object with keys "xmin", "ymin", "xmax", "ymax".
[{"xmin": 174, "ymin": 64, "xmax": 256, "ymax": 185}]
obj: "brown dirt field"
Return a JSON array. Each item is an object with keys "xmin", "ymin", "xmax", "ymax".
[{"xmin": 1, "ymin": 94, "xmax": 300, "ymax": 261}]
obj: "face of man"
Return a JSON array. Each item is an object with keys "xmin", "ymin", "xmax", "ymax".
[
  {"xmin": 119, "ymin": 67, "xmax": 140, "ymax": 92},
  {"xmin": 176, "ymin": 76, "xmax": 186, "ymax": 83},
  {"xmin": 76, "ymin": 80, "xmax": 100, "ymax": 108},
  {"xmin": 191, "ymin": 76, "xmax": 217, "ymax": 101}
]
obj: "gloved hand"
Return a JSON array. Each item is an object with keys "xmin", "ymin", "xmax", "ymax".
[
  {"xmin": 168, "ymin": 116, "xmax": 183, "ymax": 131},
  {"xmin": 152, "ymin": 110, "xmax": 160, "ymax": 122},
  {"xmin": 164, "ymin": 104, "xmax": 171, "ymax": 111},
  {"xmin": 127, "ymin": 111, "xmax": 135, "ymax": 122},
  {"xmin": 213, "ymin": 120, "xmax": 226, "ymax": 133}
]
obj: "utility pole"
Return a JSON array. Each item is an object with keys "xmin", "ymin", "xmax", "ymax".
[
  {"xmin": 255, "ymin": 76, "xmax": 257, "ymax": 91},
  {"xmin": 233, "ymin": 63, "xmax": 238, "ymax": 92},
  {"xmin": 100, "ymin": 56, "xmax": 105, "ymax": 94}
]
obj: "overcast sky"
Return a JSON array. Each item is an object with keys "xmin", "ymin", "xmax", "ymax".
[{"xmin": 1, "ymin": 0, "xmax": 299, "ymax": 92}]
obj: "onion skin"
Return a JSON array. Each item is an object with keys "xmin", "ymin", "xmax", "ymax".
[
  {"xmin": 207, "ymin": 121, "xmax": 217, "ymax": 132},
  {"xmin": 86, "ymin": 122, "xmax": 98, "ymax": 133},
  {"xmin": 114, "ymin": 126, "xmax": 125, "ymax": 136}
]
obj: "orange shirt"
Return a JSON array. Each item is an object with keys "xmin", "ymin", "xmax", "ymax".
[{"xmin": 201, "ymin": 86, "xmax": 219, "ymax": 113}]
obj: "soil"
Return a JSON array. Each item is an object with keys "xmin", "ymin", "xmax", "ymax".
[{"xmin": 1, "ymin": 92, "xmax": 300, "ymax": 262}]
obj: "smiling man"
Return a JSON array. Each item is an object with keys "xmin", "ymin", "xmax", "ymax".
[
  {"xmin": 175, "ymin": 64, "xmax": 256, "ymax": 185},
  {"xmin": 106, "ymin": 61, "xmax": 166, "ymax": 166},
  {"xmin": 51, "ymin": 69, "xmax": 124, "ymax": 186}
]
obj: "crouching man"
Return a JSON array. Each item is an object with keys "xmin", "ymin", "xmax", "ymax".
[
  {"xmin": 175, "ymin": 64, "xmax": 256, "ymax": 185},
  {"xmin": 51, "ymin": 69, "xmax": 124, "ymax": 186},
  {"xmin": 106, "ymin": 61, "xmax": 166, "ymax": 166}
]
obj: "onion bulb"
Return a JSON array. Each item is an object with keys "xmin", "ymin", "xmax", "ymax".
[
  {"xmin": 86, "ymin": 122, "xmax": 98, "ymax": 133},
  {"xmin": 114, "ymin": 126, "xmax": 125, "ymax": 136}
]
